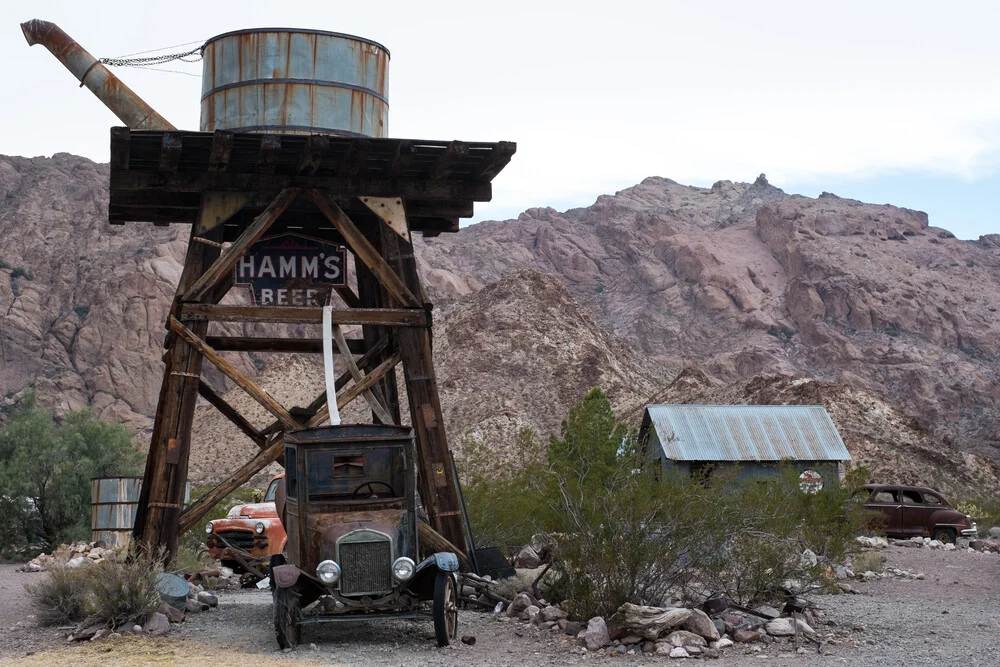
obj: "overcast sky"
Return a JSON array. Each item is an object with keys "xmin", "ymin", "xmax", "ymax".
[{"xmin": 3, "ymin": 0, "xmax": 999, "ymax": 238}]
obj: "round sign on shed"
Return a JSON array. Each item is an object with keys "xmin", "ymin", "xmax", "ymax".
[{"xmin": 798, "ymin": 469, "xmax": 824, "ymax": 494}]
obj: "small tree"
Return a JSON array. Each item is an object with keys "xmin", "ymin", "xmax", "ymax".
[{"xmin": 0, "ymin": 391, "xmax": 143, "ymax": 548}]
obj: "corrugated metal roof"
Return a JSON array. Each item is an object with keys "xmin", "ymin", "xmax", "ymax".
[{"xmin": 644, "ymin": 405, "xmax": 851, "ymax": 462}]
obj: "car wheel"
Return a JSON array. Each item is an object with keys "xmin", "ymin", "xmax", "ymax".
[
  {"xmin": 932, "ymin": 527, "xmax": 956, "ymax": 544},
  {"xmin": 273, "ymin": 584, "xmax": 301, "ymax": 649},
  {"xmin": 432, "ymin": 571, "xmax": 458, "ymax": 647}
]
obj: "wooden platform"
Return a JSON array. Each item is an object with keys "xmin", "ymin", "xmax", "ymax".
[{"xmin": 109, "ymin": 128, "xmax": 516, "ymax": 236}]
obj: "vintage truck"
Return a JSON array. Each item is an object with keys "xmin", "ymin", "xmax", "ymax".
[
  {"xmin": 269, "ymin": 424, "xmax": 460, "ymax": 648},
  {"xmin": 206, "ymin": 474, "xmax": 287, "ymax": 572}
]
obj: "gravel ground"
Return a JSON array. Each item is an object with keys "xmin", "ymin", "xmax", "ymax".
[{"xmin": 2, "ymin": 546, "xmax": 998, "ymax": 666}]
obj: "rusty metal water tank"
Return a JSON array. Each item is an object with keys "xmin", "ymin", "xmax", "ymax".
[
  {"xmin": 200, "ymin": 28, "xmax": 389, "ymax": 137},
  {"xmin": 91, "ymin": 477, "xmax": 190, "ymax": 548}
]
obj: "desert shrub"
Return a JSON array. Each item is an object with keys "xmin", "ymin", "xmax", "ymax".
[
  {"xmin": 25, "ymin": 564, "xmax": 90, "ymax": 625},
  {"xmin": 955, "ymin": 495, "xmax": 1000, "ymax": 533},
  {"xmin": 73, "ymin": 305, "xmax": 90, "ymax": 319},
  {"xmin": 0, "ymin": 260, "xmax": 9, "ymax": 269},
  {"xmin": 27, "ymin": 550, "xmax": 163, "ymax": 629},
  {"xmin": 0, "ymin": 392, "xmax": 143, "ymax": 548},
  {"xmin": 852, "ymin": 550, "xmax": 884, "ymax": 574},
  {"xmin": 462, "ymin": 387, "xmax": 870, "ymax": 618}
]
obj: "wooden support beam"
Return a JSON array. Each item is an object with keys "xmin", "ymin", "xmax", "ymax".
[
  {"xmin": 297, "ymin": 135, "xmax": 329, "ymax": 176},
  {"xmin": 204, "ymin": 336, "xmax": 366, "ymax": 355},
  {"xmin": 309, "ymin": 351, "xmax": 401, "ymax": 426},
  {"xmin": 331, "ymin": 324, "xmax": 393, "ymax": 424},
  {"xmin": 178, "ymin": 351, "xmax": 401, "ymax": 533},
  {"xmin": 256, "ymin": 134, "xmax": 281, "ymax": 174},
  {"xmin": 181, "ymin": 305, "xmax": 428, "ymax": 326},
  {"xmin": 182, "ymin": 187, "xmax": 300, "ymax": 302},
  {"xmin": 333, "ymin": 285, "xmax": 362, "ymax": 308},
  {"xmin": 429, "ymin": 141, "xmax": 468, "ymax": 180},
  {"xmin": 110, "ymin": 170, "xmax": 493, "ymax": 202},
  {"xmin": 475, "ymin": 141, "xmax": 517, "ymax": 181},
  {"xmin": 207, "ymin": 131, "xmax": 234, "ymax": 173},
  {"xmin": 169, "ymin": 317, "xmax": 300, "ymax": 431},
  {"xmin": 307, "ymin": 190, "xmax": 421, "ymax": 309},
  {"xmin": 338, "ymin": 139, "xmax": 371, "ymax": 177},
  {"xmin": 158, "ymin": 133, "xmax": 183, "ymax": 173},
  {"xmin": 197, "ymin": 380, "xmax": 265, "ymax": 449},
  {"xmin": 385, "ymin": 139, "xmax": 415, "ymax": 177}
]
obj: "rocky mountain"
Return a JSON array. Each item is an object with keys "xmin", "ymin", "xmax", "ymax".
[{"xmin": 4, "ymin": 153, "xmax": 1000, "ymax": 491}]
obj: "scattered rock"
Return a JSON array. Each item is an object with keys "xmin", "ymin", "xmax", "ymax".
[
  {"xmin": 196, "ymin": 591, "xmax": 219, "ymax": 608},
  {"xmin": 461, "ymin": 635, "xmax": 476, "ymax": 645},
  {"xmin": 514, "ymin": 545, "xmax": 541, "ymax": 569},
  {"xmin": 800, "ymin": 549, "xmax": 818, "ymax": 568},
  {"xmin": 143, "ymin": 612, "xmax": 170, "ymax": 637},
  {"xmin": 669, "ymin": 646, "xmax": 690, "ymax": 658},
  {"xmin": 540, "ymin": 605, "xmax": 567, "ymax": 622},
  {"xmin": 733, "ymin": 629, "xmax": 763, "ymax": 643},
  {"xmin": 585, "ymin": 617, "xmax": 610, "ymax": 651},
  {"xmin": 506, "ymin": 592, "xmax": 532, "ymax": 618},
  {"xmin": 682, "ymin": 608, "xmax": 719, "ymax": 640},
  {"xmin": 666, "ymin": 630, "xmax": 707, "ymax": 648}
]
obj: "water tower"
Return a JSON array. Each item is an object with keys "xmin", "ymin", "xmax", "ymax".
[{"xmin": 22, "ymin": 21, "xmax": 514, "ymax": 561}]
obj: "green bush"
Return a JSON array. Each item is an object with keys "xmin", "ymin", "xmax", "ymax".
[
  {"xmin": 0, "ymin": 391, "xmax": 143, "ymax": 548},
  {"xmin": 10, "ymin": 267, "xmax": 32, "ymax": 280},
  {"xmin": 25, "ymin": 563, "xmax": 90, "ymax": 625},
  {"xmin": 461, "ymin": 387, "xmax": 871, "ymax": 618}
]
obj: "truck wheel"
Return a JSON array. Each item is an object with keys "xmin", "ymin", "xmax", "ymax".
[
  {"xmin": 432, "ymin": 572, "xmax": 458, "ymax": 647},
  {"xmin": 932, "ymin": 527, "xmax": 956, "ymax": 544},
  {"xmin": 273, "ymin": 585, "xmax": 301, "ymax": 649},
  {"xmin": 268, "ymin": 554, "xmax": 286, "ymax": 591}
]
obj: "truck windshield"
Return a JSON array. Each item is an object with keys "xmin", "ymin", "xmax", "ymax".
[
  {"xmin": 264, "ymin": 478, "xmax": 279, "ymax": 503},
  {"xmin": 306, "ymin": 446, "xmax": 403, "ymax": 501}
]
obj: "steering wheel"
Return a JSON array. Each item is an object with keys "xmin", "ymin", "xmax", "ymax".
[{"xmin": 351, "ymin": 481, "xmax": 397, "ymax": 499}]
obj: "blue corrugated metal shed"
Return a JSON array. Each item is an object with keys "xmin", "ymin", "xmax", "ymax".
[{"xmin": 643, "ymin": 405, "xmax": 851, "ymax": 462}]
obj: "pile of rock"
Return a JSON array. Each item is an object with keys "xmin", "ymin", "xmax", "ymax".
[
  {"xmin": 21, "ymin": 540, "xmax": 115, "ymax": 571},
  {"xmin": 883, "ymin": 535, "xmax": 1000, "ymax": 553}
]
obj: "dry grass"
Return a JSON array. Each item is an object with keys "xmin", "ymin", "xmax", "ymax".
[{"xmin": 0, "ymin": 636, "xmax": 331, "ymax": 667}]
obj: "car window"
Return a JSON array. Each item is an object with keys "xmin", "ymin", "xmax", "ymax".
[
  {"xmin": 901, "ymin": 490, "xmax": 922, "ymax": 505},
  {"xmin": 264, "ymin": 478, "xmax": 279, "ymax": 503},
  {"xmin": 923, "ymin": 493, "xmax": 943, "ymax": 506},
  {"xmin": 871, "ymin": 491, "xmax": 896, "ymax": 504}
]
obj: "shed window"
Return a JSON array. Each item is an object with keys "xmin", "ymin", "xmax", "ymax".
[{"xmin": 285, "ymin": 447, "xmax": 298, "ymax": 499}]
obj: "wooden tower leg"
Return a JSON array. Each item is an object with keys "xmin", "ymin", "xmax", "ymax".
[{"xmin": 133, "ymin": 227, "xmax": 220, "ymax": 559}]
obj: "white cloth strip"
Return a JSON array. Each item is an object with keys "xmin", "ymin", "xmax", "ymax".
[{"xmin": 322, "ymin": 305, "xmax": 341, "ymax": 426}]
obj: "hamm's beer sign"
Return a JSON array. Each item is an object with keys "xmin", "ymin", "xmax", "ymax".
[{"xmin": 234, "ymin": 234, "xmax": 347, "ymax": 306}]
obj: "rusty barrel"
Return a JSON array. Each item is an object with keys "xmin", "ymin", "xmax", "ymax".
[
  {"xmin": 200, "ymin": 28, "xmax": 390, "ymax": 137},
  {"xmin": 91, "ymin": 477, "xmax": 190, "ymax": 548}
]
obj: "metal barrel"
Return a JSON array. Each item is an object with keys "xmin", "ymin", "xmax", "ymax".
[
  {"xmin": 20, "ymin": 19, "xmax": 176, "ymax": 131},
  {"xmin": 200, "ymin": 28, "xmax": 389, "ymax": 137},
  {"xmin": 91, "ymin": 477, "xmax": 190, "ymax": 548}
]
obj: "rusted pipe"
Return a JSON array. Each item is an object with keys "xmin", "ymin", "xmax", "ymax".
[{"xmin": 21, "ymin": 19, "xmax": 176, "ymax": 130}]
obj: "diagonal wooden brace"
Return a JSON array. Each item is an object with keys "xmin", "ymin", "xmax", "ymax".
[
  {"xmin": 169, "ymin": 316, "xmax": 299, "ymax": 431},
  {"xmin": 182, "ymin": 187, "xmax": 301, "ymax": 303},
  {"xmin": 306, "ymin": 189, "xmax": 422, "ymax": 309}
]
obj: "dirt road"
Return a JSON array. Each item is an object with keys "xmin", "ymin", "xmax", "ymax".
[{"xmin": 1, "ymin": 545, "xmax": 997, "ymax": 666}]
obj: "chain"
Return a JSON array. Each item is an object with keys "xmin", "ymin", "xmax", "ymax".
[{"xmin": 100, "ymin": 46, "xmax": 202, "ymax": 68}]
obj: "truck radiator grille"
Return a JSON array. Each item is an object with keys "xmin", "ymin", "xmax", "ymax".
[
  {"xmin": 215, "ymin": 530, "xmax": 254, "ymax": 550},
  {"xmin": 339, "ymin": 538, "xmax": 392, "ymax": 596}
]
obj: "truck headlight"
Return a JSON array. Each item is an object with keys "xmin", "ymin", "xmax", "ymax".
[
  {"xmin": 392, "ymin": 557, "xmax": 416, "ymax": 582},
  {"xmin": 317, "ymin": 560, "xmax": 341, "ymax": 584},
  {"xmin": 205, "ymin": 523, "xmax": 214, "ymax": 534},
  {"xmin": 255, "ymin": 521, "xmax": 266, "ymax": 534}
]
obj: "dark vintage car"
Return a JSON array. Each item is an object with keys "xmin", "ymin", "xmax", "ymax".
[
  {"xmin": 269, "ymin": 424, "xmax": 459, "ymax": 649},
  {"xmin": 860, "ymin": 484, "xmax": 977, "ymax": 543}
]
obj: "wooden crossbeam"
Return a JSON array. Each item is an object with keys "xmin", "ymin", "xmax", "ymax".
[
  {"xmin": 307, "ymin": 190, "xmax": 422, "ymax": 309},
  {"xmin": 110, "ymin": 171, "xmax": 493, "ymax": 202},
  {"xmin": 159, "ymin": 133, "xmax": 183, "ymax": 173},
  {"xmin": 208, "ymin": 131, "xmax": 233, "ymax": 173},
  {"xmin": 204, "ymin": 336, "xmax": 366, "ymax": 355},
  {"xmin": 333, "ymin": 285, "xmax": 362, "ymax": 308},
  {"xmin": 297, "ymin": 135, "xmax": 329, "ymax": 176},
  {"xmin": 169, "ymin": 317, "xmax": 299, "ymax": 431},
  {"xmin": 331, "ymin": 324, "xmax": 393, "ymax": 424},
  {"xmin": 181, "ymin": 305, "xmax": 428, "ymax": 326},
  {"xmin": 182, "ymin": 187, "xmax": 300, "ymax": 303},
  {"xmin": 385, "ymin": 139, "xmax": 415, "ymax": 177},
  {"xmin": 257, "ymin": 134, "xmax": 281, "ymax": 174},
  {"xmin": 429, "ymin": 141, "xmax": 468, "ymax": 180},
  {"xmin": 197, "ymin": 380, "xmax": 265, "ymax": 449},
  {"xmin": 338, "ymin": 139, "xmax": 371, "ymax": 177},
  {"xmin": 475, "ymin": 141, "xmax": 517, "ymax": 181},
  {"xmin": 178, "ymin": 350, "xmax": 401, "ymax": 533}
]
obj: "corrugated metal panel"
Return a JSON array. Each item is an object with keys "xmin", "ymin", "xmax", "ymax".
[{"xmin": 644, "ymin": 405, "xmax": 851, "ymax": 462}]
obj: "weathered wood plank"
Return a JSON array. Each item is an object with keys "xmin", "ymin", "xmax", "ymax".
[
  {"xmin": 207, "ymin": 131, "xmax": 234, "ymax": 173},
  {"xmin": 310, "ymin": 351, "xmax": 401, "ymax": 425},
  {"xmin": 110, "ymin": 170, "xmax": 493, "ymax": 202},
  {"xmin": 333, "ymin": 285, "xmax": 362, "ymax": 308},
  {"xmin": 158, "ymin": 133, "xmax": 183, "ymax": 173},
  {"xmin": 385, "ymin": 139, "xmax": 415, "ymax": 177},
  {"xmin": 331, "ymin": 324, "xmax": 393, "ymax": 424},
  {"xmin": 169, "ymin": 316, "xmax": 299, "ymax": 431},
  {"xmin": 307, "ymin": 190, "xmax": 422, "ymax": 309},
  {"xmin": 429, "ymin": 141, "xmax": 468, "ymax": 180},
  {"xmin": 182, "ymin": 187, "xmax": 300, "ymax": 303},
  {"xmin": 204, "ymin": 336, "xmax": 366, "ymax": 355},
  {"xmin": 181, "ymin": 305, "xmax": 428, "ymax": 326},
  {"xmin": 475, "ymin": 141, "xmax": 517, "ymax": 181},
  {"xmin": 297, "ymin": 135, "xmax": 329, "ymax": 176},
  {"xmin": 338, "ymin": 139, "xmax": 371, "ymax": 177},
  {"xmin": 197, "ymin": 380, "xmax": 265, "ymax": 449},
  {"xmin": 256, "ymin": 134, "xmax": 281, "ymax": 174}
]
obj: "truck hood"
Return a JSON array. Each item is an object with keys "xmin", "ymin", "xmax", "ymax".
[{"xmin": 226, "ymin": 502, "xmax": 278, "ymax": 519}]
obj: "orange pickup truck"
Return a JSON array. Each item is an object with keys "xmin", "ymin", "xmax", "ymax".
[{"xmin": 206, "ymin": 474, "xmax": 287, "ymax": 570}]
